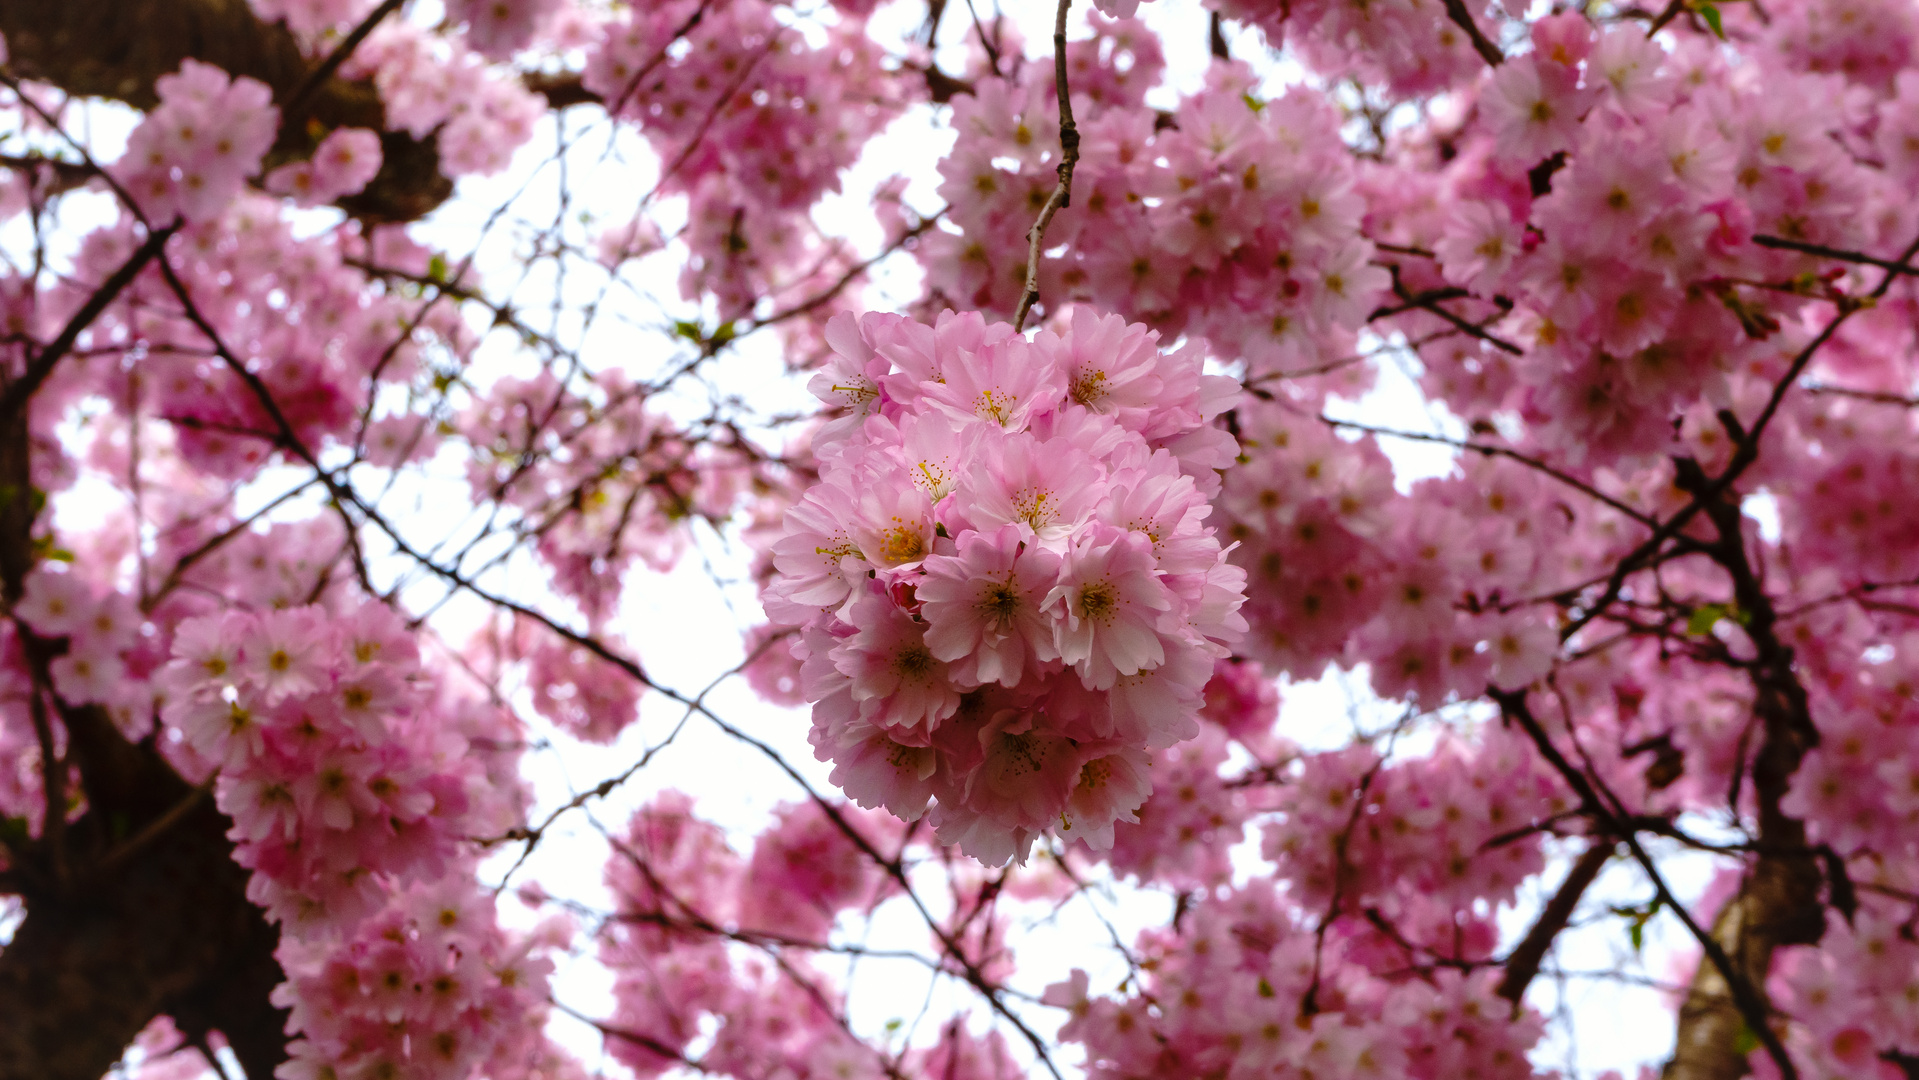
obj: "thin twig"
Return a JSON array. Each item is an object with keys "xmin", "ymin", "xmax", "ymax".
[
  {"xmin": 1319, "ymin": 414, "xmax": 1658, "ymax": 528},
  {"xmin": 1012, "ymin": 0, "xmax": 1081, "ymax": 333},
  {"xmin": 550, "ymin": 997, "xmax": 712, "ymax": 1073},
  {"xmin": 281, "ymin": 0, "xmax": 408, "ymax": 122},
  {"xmin": 1375, "ymin": 277, "xmax": 1522, "ymax": 354},
  {"xmin": 1752, "ymin": 234, "xmax": 1919, "ymax": 276},
  {"xmin": 1804, "ymin": 383, "xmax": 1919, "ymax": 407}
]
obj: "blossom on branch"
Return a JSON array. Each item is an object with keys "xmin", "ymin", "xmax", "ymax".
[{"xmin": 767, "ymin": 308, "xmax": 1245, "ymax": 863}]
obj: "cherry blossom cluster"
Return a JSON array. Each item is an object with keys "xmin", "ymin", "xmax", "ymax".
[
  {"xmin": 584, "ymin": 0, "xmax": 905, "ymax": 312},
  {"xmin": 1218, "ymin": 403, "xmax": 1599, "ymax": 699},
  {"xmin": 456, "ymin": 368, "xmax": 754, "ymax": 626},
  {"xmin": 1266, "ymin": 726, "xmax": 1570, "ymax": 927},
  {"xmin": 264, "ymin": 127, "xmax": 383, "ymax": 207},
  {"xmin": 156, "ymin": 602, "xmax": 470, "ymax": 921},
  {"xmin": 597, "ymin": 792, "xmax": 902, "ymax": 1078},
  {"xmin": 925, "ymin": 26, "xmax": 1386, "ymax": 368},
  {"xmin": 344, "ymin": 20, "xmax": 544, "ymax": 177},
  {"xmin": 152, "ymin": 598, "xmax": 569, "ymax": 1078},
  {"xmin": 113, "ymin": 61, "xmax": 277, "ymax": 224},
  {"xmin": 765, "ymin": 307, "xmax": 1245, "ymax": 864},
  {"xmin": 2, "ymin": 544, "xmax": 571, "ymax": 1079},
  {"xmin": 1045, "ymin": 880, "xmax": 1545, "ymax": 1080},
  {"xmin": 273, "ymin": 880, "xmax": 576, "ymax": 1080},
  {"xmin": 13, "ymin": 568, "xmax": 150, "ymax": 721},
  {"xmin": 1206, "ymin": 0, "xmax": 1487, "ymax": 95}
]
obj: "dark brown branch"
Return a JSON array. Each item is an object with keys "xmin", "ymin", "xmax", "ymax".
[
  {"xmin": 0, "ymin": 224, "xmax": 177, "ymax": 422},
  {"xmin": 0, "ymin": 153, "xmax": 97, "ymax": 199},
  {"xmin": 1490, "ymin": 687, "xmax": 1801, "ymax": 1080},
  {"xmin": 1752, "ymin": 234, "xmax": 1919, "ymax": 276},
  {"xmin": 25, "ymin": 686, "xmax": 67, "ymax": 888},
  {"xmin": 1498, "ymin": 840, "xmax": 1613, "ymax": 1004},
  {"xmin": 1660, "ymin": 457, "xmax": 1825, "ymax": 1080},
  {"xmin": 1560, "ymin": 231, "xmax": 1919, "ymax": 643},
  {"xmin": 1646, "ymin": 0, "xmax": 1689, "ymax": 35},
  {"xmin": 1011, "ymin": 0, "xmax": 1082, "ymax": 333},
  {"xmin": 280, "ymin": 0, "xmax": 405, "ymax": 122},
  {"xmin": 1443, "ymin": 0, "xmax": 1505, "ymax": 66}
]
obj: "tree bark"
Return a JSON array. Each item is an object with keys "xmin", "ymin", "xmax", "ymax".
[
  {"xmin": 0, "ymin": 0, "xmax": 452, "ymax": 222},
  {"xmin": 1663, "ymin": 463, "xmax": 1826, "ymax": 1080},
  {"xmin": 0, "ymin": 705, "xmax": 288, "ymax": 1080},
  {"xmin": 0, "ymin": 271, "xmax": 289, "ymax": 1075}
]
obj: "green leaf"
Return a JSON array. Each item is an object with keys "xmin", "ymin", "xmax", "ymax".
[
  {"xmin": 1688, "ymin": 604, "xmax": 1731, "ymax": 636},
  {"xmin": 1733, "ymin": 1024, "xmax": 1761, "ymax": 1055},
  {"xmin": 427, "ymin": 253, "xmax": 449, "ymax": 284},
  {"xmin": 673, "ymin": 319, "xmax": 704, "ymax": 342},
  {"xmin": 1697, "ymin": 2, "xmax": 1725, "ymax": 38},
  {"xmin": 1629, "ymin": 921, "xmax": 1644, "ymax": 952}
]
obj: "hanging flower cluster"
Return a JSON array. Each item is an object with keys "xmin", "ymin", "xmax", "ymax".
[{"xmin": 765, "ymin": 308, "xmax": 1247, "ymax": 864}]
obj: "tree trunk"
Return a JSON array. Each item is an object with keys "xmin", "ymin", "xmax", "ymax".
[
  {"xmin": 0, "ymin": 729, "xmax": 289, "ymax": 1080},
  {"xmin": 1664, "ymin": 469, "xmax": 1826, "ymax": 1080},
  {"xmin": 0, "ymin": 0, "xmax": 452, "ymax": 222},
  {"xmin": 0, "ymin": 349, "xmax": 289, "ymax": 1072}
]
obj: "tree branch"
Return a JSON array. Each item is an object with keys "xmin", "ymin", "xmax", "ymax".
[
  {"xmin": 0, "ymin": 224, "xmax": 177, "ymax": 422},
  {"xmin": 1498, "ymin": 840, "xmax": 1613, "ymax": 1005},
  {"xmin": 1011, "ymin": 0, "xmax": 1082, "ymax": 333},
  {"xmin": 280, "ymin": 0, "xmax": 406, "ymax": 122},
  {"xmin": 1658, "ymin": 457, "xmax": 1825, "ymax": 1080},
  {"xmin": 1489, "ymin": 687, "xmax": 1801, "ymax": 1080},
  {"xmin": 0, "ymin": 0, "xmax": 450, "ymax": 222},
  {"xmin": 1443, "ymin": 0, "xmax": 1505, "ymax": 66}
]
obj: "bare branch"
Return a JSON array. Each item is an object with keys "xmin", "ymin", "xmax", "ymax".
[
  {"xmin": 1012, "ymin": 0, "xmax": 1082, "ymax": 333},
  {"xmin": 1497, "ymin": 840, "xmax": 1613, "ymax": 1005},
  {"xmin": 1443, "ymin": 0, "xmax": 1505, "ymax": 66}
]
